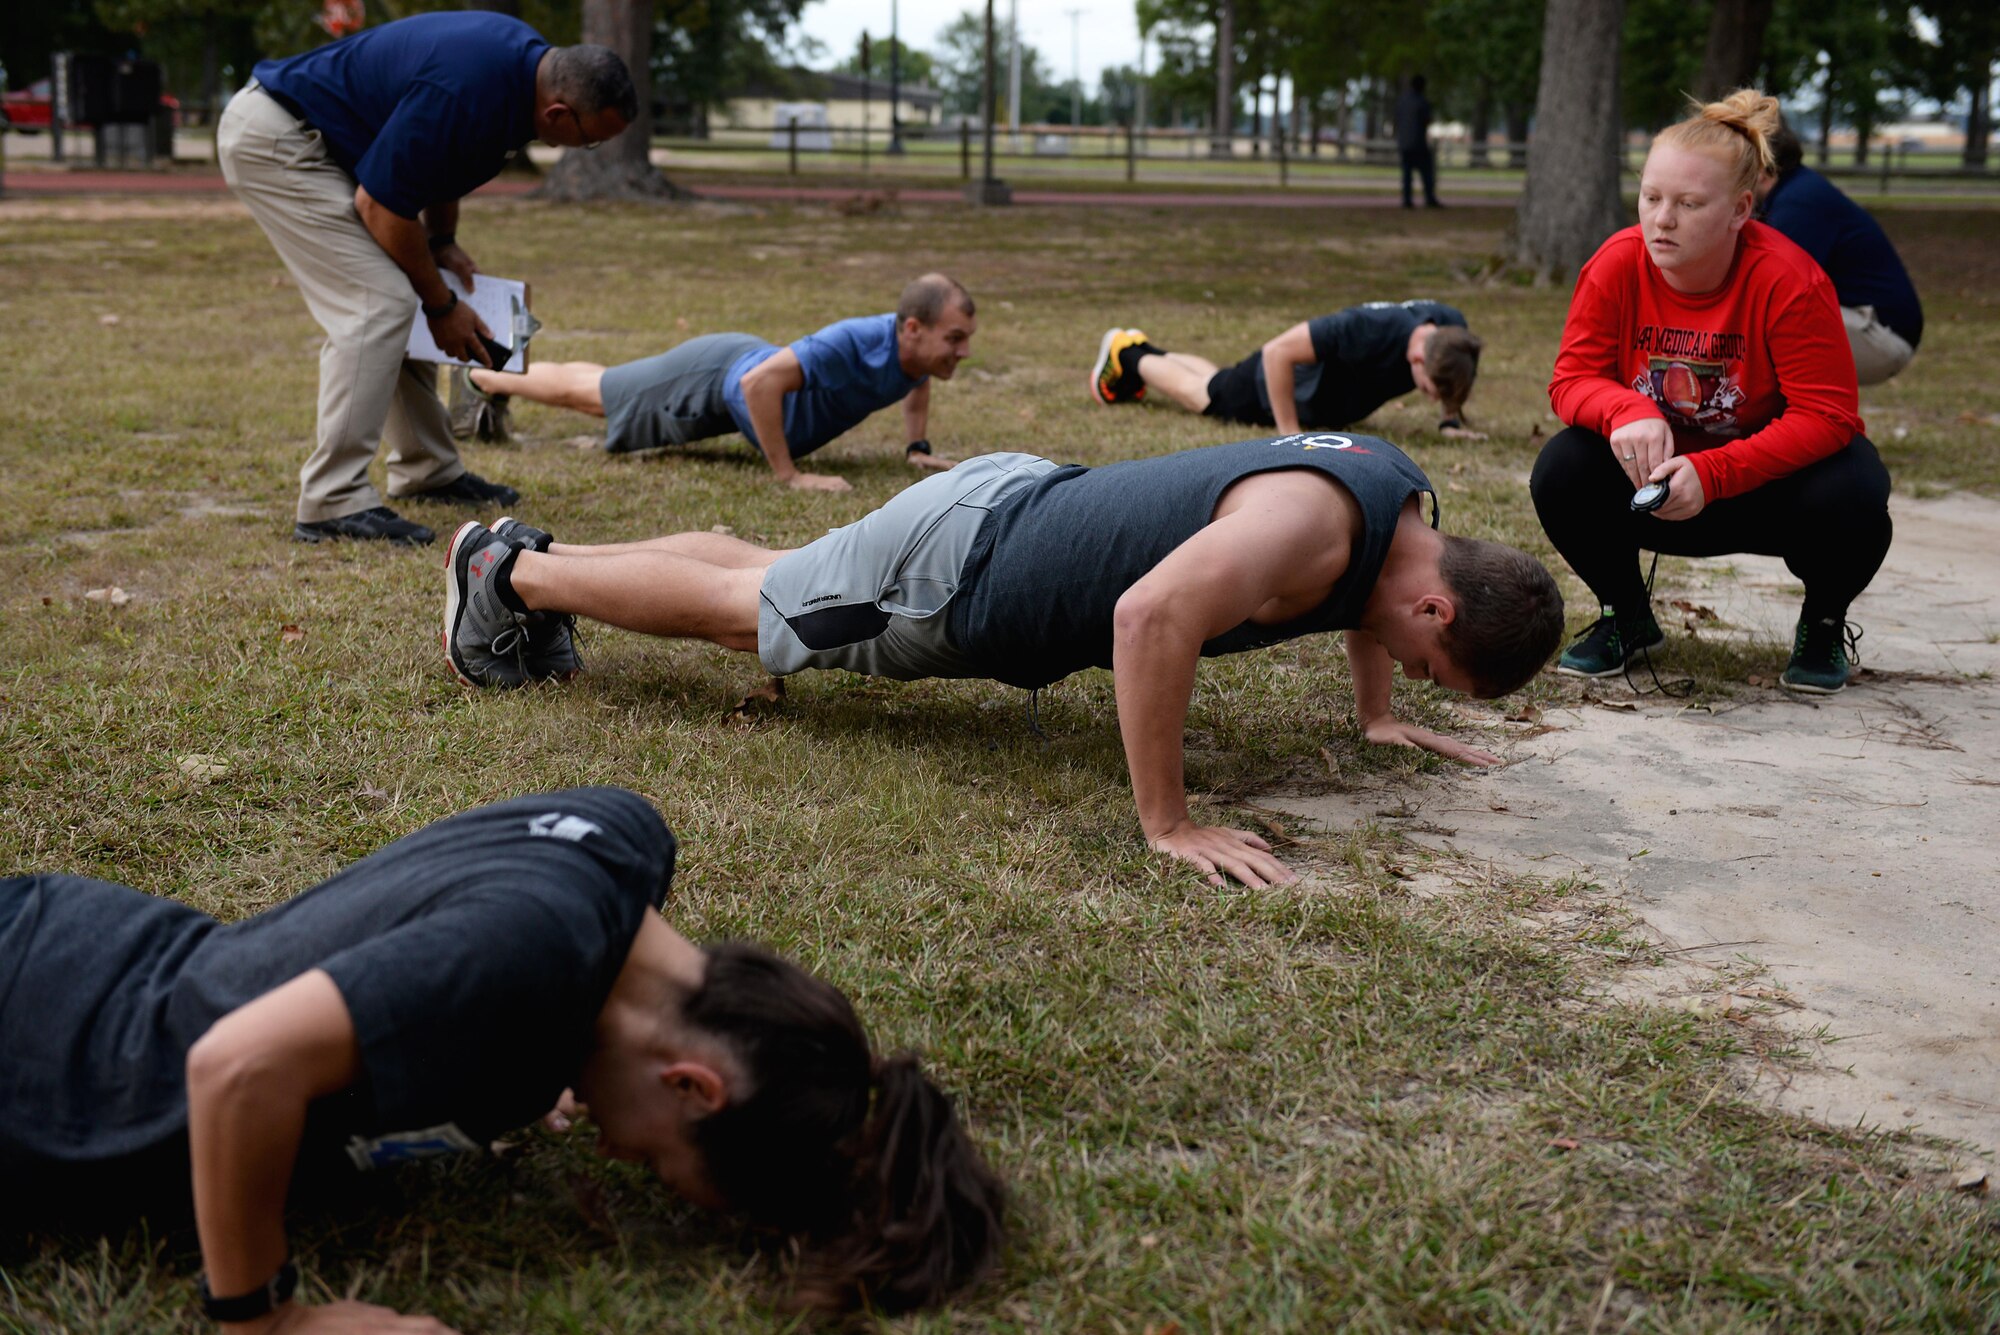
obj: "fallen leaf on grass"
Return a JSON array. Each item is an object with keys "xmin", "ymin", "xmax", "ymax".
[
  {"xmin": 1955, "ymin": 1168, "xmax": 1989, "ymax": 1194},
  {"xmin": 562, "ymin": 434, "xmax": 605, "ymax": 451},
  {"xmin": 1320, "ymin": 745, "xmax": 1341, "ymax": 778},
  {"xmin": 178, "ymin": 754, "xmax": 229, "ymax": 782},
  {"xmin": 1580, "ymin": 693, "xmax": 1637, "ymax": 712},
  {"xmin": 728, "ymin": 677, "xmax": 786, "ymax": 721},
  {"xmin": 710, "ymin": 524, "xmax": 735, "ymax": 536},
  {"xmin": 1506, "ymin": 703, "xmax": 1542, "ymax": 724},
  {"xmin": 1549, "ymin": 1137, "xmax": 1580, "ymax": 1151},
  {"xmin": 1668, "ymin": 598, "xmax": 1717, "ymax": 621},
  {"xmin": 355, "ymin": 782, "xmax": 390, "ymax": 809},
  {"xmin": 279, "ymin": 623, "xmax": 305, "ymax": 643},
  {"xmin": 1746, "ymin": 673, "xmax": 1770, "ymax": 687},
  {"xmin": 85, "ymin": 586, "xmax": 131, "ymax": 606},
  {"xmin": 99, "ymin": 313, "xmax": 121, "ymax": 326}
]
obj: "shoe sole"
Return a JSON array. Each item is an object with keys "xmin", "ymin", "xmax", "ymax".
[
  {"xmin": 1778, "ymin": 674, "xmax": 1847, "ymax": 695},
  {"xmin": 292, "ymin": 522, "xmax": 433, "ymax": 546},
  {"xmin": 1554, "ymin": 633, "xmax": 1668, "ymax": 679},
  {"xmin": 1089, "ymin": 329, "xmax": 1121, "ymax": 405},
  {"xmin": 442, "ymin": 520, "xmax": 486, "ymax": 688}
]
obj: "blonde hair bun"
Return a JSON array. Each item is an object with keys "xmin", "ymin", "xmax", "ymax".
[{"xmin": 1653, "ymin": 86, "xmax": 1780, "ymax": 195}]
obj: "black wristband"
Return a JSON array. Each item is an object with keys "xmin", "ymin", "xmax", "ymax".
[
  {"xmin": 905, "ymin": 439, "xmax": 933, "ymax": 456},
  {"xmin": 1438, "ymin": 416, "xmax": 1463, "ymax": 431},
  {"xmin": 200, "ymin": 1258, "xmax": 299, "ymax": 1323},
  {"xmin": 427, "ymin": 232, "xmax": 456, "ymax": 250},
  {"xmin": 422, "ymin": 291, "xmax": 459, "ymax": 320}
]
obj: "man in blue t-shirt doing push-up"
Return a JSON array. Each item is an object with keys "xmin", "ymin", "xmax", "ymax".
[
  {"xmin": 438, "ymin": 435, "xmax": 1564, "ymax": 889},
  {"xmin": 220, "ymin": 12, "xmax": 637, "ymax": 546},
  {"xmin": 455, "ymin": 273, "xmax": 976, "ymax": 493}
]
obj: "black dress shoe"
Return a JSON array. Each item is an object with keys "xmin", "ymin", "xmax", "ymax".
[
  {"xmin": 294, "ymin": 506, "xmax": 435, "ymax": 546},
  {"xmin": 404, "ymin": 471, "xmax": 521, "ymax": 507}
]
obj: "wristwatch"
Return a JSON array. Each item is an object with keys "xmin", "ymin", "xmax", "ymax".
[
  {"xmin": 422, "ymin": 291, "xmax": 459, "ymax": 320},
  {"xmin": 905, "ymin": 439, "xmax": 933, "ymax": 455},
  {"xmin": 426, "ymin": 231, "xmax": 456, "ymax": 251},
  {"xmin": 200, "ymin": 1258, "xmax": 299, "ymax": 1322}
]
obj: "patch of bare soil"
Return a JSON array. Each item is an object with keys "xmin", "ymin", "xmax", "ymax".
[{"xmin": 1274, "ymin": 492, "xmax": 2000, "ymax": 1165}]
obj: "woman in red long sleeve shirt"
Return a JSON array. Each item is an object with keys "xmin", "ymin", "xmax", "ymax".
[{"xmin": 1531, "ymin": 88, "xmax": 1891, "ymax": 694}]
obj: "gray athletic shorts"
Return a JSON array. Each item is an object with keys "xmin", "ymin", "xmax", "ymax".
[
  {"xmin": 758, "ymin": 451, "xmax": 1059, "ymax": 680},
  {"xmin": 599, "ymin": 333, "xmax": 768, "ymax": 454}
]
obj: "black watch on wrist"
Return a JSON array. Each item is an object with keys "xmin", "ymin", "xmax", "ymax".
[
  {"xmin": 426, "ymin": 231, "xmax": 456, "ymax": 251},
  {"xmin": 422, "ymin": 291, "xmax": 458, "ymax": 320},
  {"xmin": 905, "ymin": 438, "xmax": 933, "ymax": 455},
  {"xmin": 200, "ymin": 1258, "xmax": 299, "ymax": 1323}
]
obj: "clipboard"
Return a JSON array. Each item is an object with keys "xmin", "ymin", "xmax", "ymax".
[{"xmin": 406, "ymin": 272, "xmax": 536, "ymax": 372}]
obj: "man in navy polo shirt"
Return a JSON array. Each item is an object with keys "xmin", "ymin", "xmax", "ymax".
[
  {"xmin": 218, "ymin": 14, "xmax": 637, "ymax": 545},
  {"xmin": 1756, "ymin": 121, "xmax": 1924, "ymax": 386},
  {"xmin": 454, "ymin": 273, "xmax": 976, "ymax": 492}
]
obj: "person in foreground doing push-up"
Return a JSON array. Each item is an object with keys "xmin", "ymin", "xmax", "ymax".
[{"xmin": 1, "ymin": 788, "xmax": 1003, "ymax": 1331}]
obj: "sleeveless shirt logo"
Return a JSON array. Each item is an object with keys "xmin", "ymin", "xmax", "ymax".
[{"xmin": 1284, "ymin": 433, "xmax": 1369, "ymax": 453}]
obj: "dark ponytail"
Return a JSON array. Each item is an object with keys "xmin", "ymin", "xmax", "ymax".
[{"xmin": 681, "ymin": 943, "xmax": 1006, "ymax": 1314}]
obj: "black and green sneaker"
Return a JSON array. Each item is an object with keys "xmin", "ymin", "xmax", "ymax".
[
  {"xmin": 1780, "ymin": 615, "xmax": 1859, "ymax": 694},
  {"xmin": 1556, "ymin": 605, "xmax": 1666, "ymax": 678}
]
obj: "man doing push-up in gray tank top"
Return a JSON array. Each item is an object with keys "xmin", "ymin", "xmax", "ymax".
[{"xmin": 439, "ymin": 435, "xmax": 1564, "ymax": 888}]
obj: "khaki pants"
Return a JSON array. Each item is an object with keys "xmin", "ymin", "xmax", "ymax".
[
  {"xmin": 1842, "ymin": 304, "xmax": 1916, "ymax": 387},
  {"xmin": 219, "ymin": 85, "xmax": 463, "ymax": 523}
]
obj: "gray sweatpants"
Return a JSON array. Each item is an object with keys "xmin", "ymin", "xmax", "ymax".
[
  {"xmin": 757, "ymin": 452, "xmax": 1058, "ymax": 680},
  {"xmin": 218, "ymin": 84, "xmax": 464, "ymax": 522}
]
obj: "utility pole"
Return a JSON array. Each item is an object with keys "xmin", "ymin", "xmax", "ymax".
[
  {"xmin": 1210, "ymin": 0, "xmax": 1235, "ymax": 158},
  {"xmin": 966, "ymin": 0, "xmax": 1011, "ymax": 204},
  {"xmin": 1007, "ymin": 0, "xmax": 1021, "ymax": 152},
  {"xmin": 1136, "ymin": 23, "xmax": 1148, "ymax": 136},
  {"xmin": 1066, "ymin": 7, "xmax": 1084, "ymax": 129},
  {"xmin": 888, "ymin": 0, "xmax": 904, "ymax": 154}
]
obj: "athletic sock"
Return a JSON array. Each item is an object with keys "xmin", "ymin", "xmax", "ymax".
[
  {"xmin": 1120, "ymin": 342, "xmax": 1164, "ymax": 394},
  {"xmin": 489, "ymin": 546, "xmax": 530, "ymax": 615}
]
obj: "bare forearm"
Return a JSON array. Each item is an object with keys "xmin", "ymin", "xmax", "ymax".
[
  {"xmin": 1113, "ymin": 614, "xmax": 1203, "ymax": 836},
  {"xmin": 902, "ymin": 383, "xmax": 930, "ymax": 445},
  {"xmin": 188, "ymin": 1055, "xmax": 308, "ymax": 1304},
  {"xmin": 421, "ymin": 199, "xmax": 460, "ymax": 241},
  {"xmin": 1345, "ymin": 629, "xmax": 1396, "ymax": 726},
  {"xmin": 743, "ymin": 382, "xmax": 797, "ymax": 479},
  {"xmin": 358, "ymin": 190, "xmax": 450, "ymax": 307},
  {"xmin": 1262, "ymin": 345, "xmax": 1302, "ymax": 436}
]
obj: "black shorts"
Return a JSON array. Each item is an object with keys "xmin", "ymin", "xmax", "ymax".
[{"xmin": 1202, "ymin": 350, "xmax": 1277, "ymax": 428}]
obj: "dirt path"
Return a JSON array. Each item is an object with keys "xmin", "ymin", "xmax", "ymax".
[{"xmin": 1274, "ymin": 491, "xmax": 2000, "ymax": 1164}]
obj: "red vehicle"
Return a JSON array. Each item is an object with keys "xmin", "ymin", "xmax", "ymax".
[
  {"xmin": 1, "ymin": 79, "xmax": 55, "ymax": 132},
  {"xmin": 1, "ymin": 76, "xmax": 180, "ymax": 132}
]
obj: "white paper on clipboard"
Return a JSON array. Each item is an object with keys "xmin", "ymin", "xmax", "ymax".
[{"xmin": 405, "ymin": 271, "xmax": 533, "ymax": 372}]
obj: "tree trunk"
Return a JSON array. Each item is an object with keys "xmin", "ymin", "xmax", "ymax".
[
  {"xmin": 1695, "ymin": 0, "xmax": 1775, "ymax": 100},
  {"xmin": 1816, "ymin": 89, "xmax": 1833, "ymax": 166},
  {"xmin": 1965, "ymin": 69, "xmax": 1992, "ymax": 169},
  {"xmin": 1504, "ymin": 100, "xmax": 1530, "ymax": 169},
  {"xmin": 1470, "ymin": 89, "xmax": 1492, "ymax": 168},
  {"xmin": 538, "ymin": 0, "xmax": 686, "ymax": 202},
  {"xmin": 1516, "ymin": 0, "xmax": 1627, "ymax": 278},
  {"xmin": 1210, "ymin": 0, "xmax": 1235, "ymax": 157}
]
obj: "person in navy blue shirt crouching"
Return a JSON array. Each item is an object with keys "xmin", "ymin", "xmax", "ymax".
[
  {"xmin": 218, "ymin": 14, "xmax": 637, "ymax": 545},
  {"xmin": 1756, "ymin": 120, "xmax": 1924, "ymax": 386}
]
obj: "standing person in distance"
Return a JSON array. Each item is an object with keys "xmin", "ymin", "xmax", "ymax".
[
  {"xmin": 219, "ymin": 14, "xmax": 637, "ymax": 545},
  {"xmin": 1532, "ymin": 89, "xmax": 1891, "ymax": 694},
  {"xmin": 1395, "ymin": 75, "xmax": 1441, "ymax": 209}
]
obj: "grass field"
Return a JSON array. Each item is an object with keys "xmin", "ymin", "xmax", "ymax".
[{"xmin": 2, "ymin": 193, "xmax": 1997, "ymax": 1331}]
